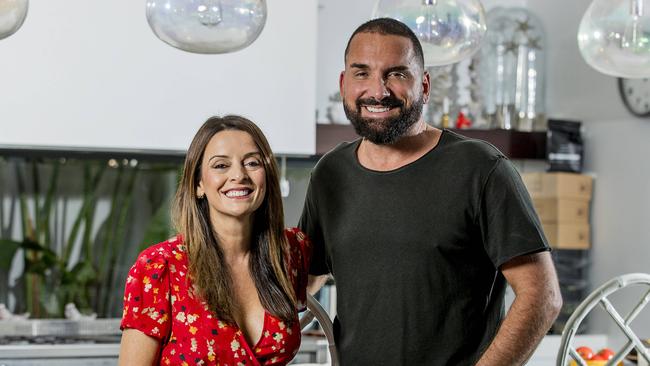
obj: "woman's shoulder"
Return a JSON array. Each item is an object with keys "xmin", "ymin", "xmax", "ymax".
[
  {"xmin": 283, "ymin": 227, "xmax": 311, "ymax": 251},
  {"xmin": 133, "ymin": 235, "xmax": 187, "ymax": 268}
]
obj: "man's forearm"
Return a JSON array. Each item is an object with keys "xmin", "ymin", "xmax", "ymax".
[
  {"xmin": 307, "ymin": 274, "xmax": 330, "ymax": 295},
  {"xmin": 476, "ymin": 289, "xmax": 562, "ymax": 365}
]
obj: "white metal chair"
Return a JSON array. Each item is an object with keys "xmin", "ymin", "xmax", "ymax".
[
  {"xmin": 300, "ymin": 294, "xmax": 338, "ymax": 365},
  {"xmin": 556, "ymin": 273, "xmax": 650, "ymax": 366}
]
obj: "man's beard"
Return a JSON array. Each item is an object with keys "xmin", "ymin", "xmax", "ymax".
[{"xmin": 343, "ymin": 95, "xmax": 424, "ymax": 145}]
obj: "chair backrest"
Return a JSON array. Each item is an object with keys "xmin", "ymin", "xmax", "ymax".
[
  {"xmin": 301, "ymin": 294, "xmax": 339, "ymax": 365},
  {"xmin": 556, "ymin": 273, "xmax": 650, "ymax": 366}
]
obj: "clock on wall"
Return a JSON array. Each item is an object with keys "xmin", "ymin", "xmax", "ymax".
[{"xmin": 618, "ymin": 78, "xmax": 650, "ymax": 117}]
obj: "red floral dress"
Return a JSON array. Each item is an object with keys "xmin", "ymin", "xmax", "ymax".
[{"xmin": 120, "ymin": 228, "xmax": 311, "ymax": 366}]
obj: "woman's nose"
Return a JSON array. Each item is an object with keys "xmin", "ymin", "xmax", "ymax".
[{"xmin": 230, "ymin": 165, "xmax": 248, "ymax": 181}]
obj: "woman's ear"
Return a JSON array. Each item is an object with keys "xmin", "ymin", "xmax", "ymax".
[{"xmin": 196, "ymin": 182, "xmax": 205, "ymax": 199}]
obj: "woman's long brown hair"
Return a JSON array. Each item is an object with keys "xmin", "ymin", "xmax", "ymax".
[{"xmin": 171, "ymin": 115, "xmax": 297, "ymax": 324}]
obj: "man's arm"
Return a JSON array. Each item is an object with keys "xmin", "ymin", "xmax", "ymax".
[
  {"xmin": 308, "ymin": 274, "xmax": 330, "ymax": 295},
  {"xmin": 476, "ymin": 251, "xmax": 562, "ymax": 366}
]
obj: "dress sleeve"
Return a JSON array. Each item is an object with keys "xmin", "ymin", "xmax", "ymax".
[
  {"xmin": 478, "ymin": 157, "xmax": 550, "ymax": 268},
  {"xmin": 120, "ymin": 244, "xmax": 172, "ymax": 341},
  {"xmin": 284, "ymin": 228, "xmax": 312, "ymax": 311}
]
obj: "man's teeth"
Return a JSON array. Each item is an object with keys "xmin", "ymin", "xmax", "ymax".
[
  {"xmin": 225, "ymin": 190, "xmax": 251, "ymax": 197},
  {"xmin": 365, "ymin": 106, "xmax": 390, "ymax": 113}
]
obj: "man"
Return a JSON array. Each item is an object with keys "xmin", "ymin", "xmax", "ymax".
[{"xmin": 300, "ymin": 18, "xmax": 562, "ymax": 365}]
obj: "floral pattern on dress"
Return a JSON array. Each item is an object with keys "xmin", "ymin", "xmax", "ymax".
[{"xmin": 121, "ymin": 228, "xmax": 312, "ymax": 366}]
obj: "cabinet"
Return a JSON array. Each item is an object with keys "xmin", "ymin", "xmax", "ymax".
[{"xmin": 316, "ymin": 124, "xmax": 546, "ymax": 159}]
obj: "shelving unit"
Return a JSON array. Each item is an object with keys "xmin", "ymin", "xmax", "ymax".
[{"xmin": 316, "ymin": 124, "xmax": 547, "ymax": 160}]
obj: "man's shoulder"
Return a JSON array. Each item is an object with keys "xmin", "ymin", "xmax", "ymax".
[
  {"xmin": 441, "ymin": 129, "xmax": 506, "ymax": 162},
  {"xmin": 312, "ymin": 139, "xmax": 359, "ymax": 175}
]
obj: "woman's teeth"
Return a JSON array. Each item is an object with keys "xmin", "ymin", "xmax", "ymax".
[{"xmin": 225, "ymin": 189, "xmax": 251, "ymax": 198}]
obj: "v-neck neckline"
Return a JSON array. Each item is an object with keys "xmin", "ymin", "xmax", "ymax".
[{"xmin": 236, "ymin": 309, "xmax": 269, "ymax": 363}]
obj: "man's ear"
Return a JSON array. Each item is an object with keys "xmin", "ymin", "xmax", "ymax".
[{"xmin": 422, "ymin": 70, "xmax": 431, "ymax": 104}]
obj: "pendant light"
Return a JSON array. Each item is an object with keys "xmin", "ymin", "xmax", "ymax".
[
  {"xmin": 578, "ymin": 0, "xmax": 650, "ymax": 78},
  {"xmin": 0, "ymin": 0, "xmax": 28, "ymax": 40},
  {"xmin": 145, "ymin": 0, "xmax": 267, "ymax": 54},
  {"xmin": 372, "ymin": 0, "xmax": 487, "ymax": 67}
]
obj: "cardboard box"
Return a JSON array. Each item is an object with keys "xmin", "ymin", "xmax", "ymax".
[
  {"xmin": 542, "ymin": 222, "xmax": 590, "ymax": 249},
  {"xmin": 522, "ymin": 172, "xmax": 593, "ymax": 200},
  {"xmin": 533, "ymin": 198, "xmax": 590, "ymax": 223}
]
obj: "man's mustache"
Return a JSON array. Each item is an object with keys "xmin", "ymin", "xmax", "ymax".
[{"xmin": 355, "ymin": 97, "xmax": 403, "ymax": 109}]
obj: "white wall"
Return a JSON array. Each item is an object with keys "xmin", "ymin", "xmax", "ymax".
[
  {"xmin": 0, "ymin": 0, "xmax": 317, "ymax": 155},
  {"xmin": 526, "ymin": 0, "xmax": 650, "ymax": 344}
]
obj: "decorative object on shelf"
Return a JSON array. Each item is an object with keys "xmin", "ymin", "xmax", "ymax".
[
  {"xmin": 425, "ymin": 51, "xmax": 487, "ymax": 129},
  {"xmin": 479, "ymin": 7, "xmax": 546, "ymax": 131},
  {"xmin": 618, "ymin": 77, "xmax": 650, "ymax": 116},
  {"xmin": 64, "ymin": 302, "xmax": 97, "ymax": 321},
  {"xmin": 372, "ymin": 0, "xmax": 487, "ymax": 66},
  {"xmin": 0, "ymin": 0, "xmax": 28, "ymax": 40},
  {"xmin": 145, "ymin": 0, "xmax": 267, "ymax": 54},
  {"xmin": 425, "ymin": 65, "xmax": 454, "ymax": 127},
  {"xmin": 0, "ymin": 303, "xmax": 29, "ymax": 320},
  {"xmin": 325, "ymin": 91, "xmax": 348, "ymax": 124},
  {"xmin": 578, "ymin": 0, "xmax": 650, "ymax": 78}
]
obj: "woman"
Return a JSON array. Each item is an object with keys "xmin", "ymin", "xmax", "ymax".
[{"xmin": 118, "ymin": 115, "xmax": 311, "ymax": 365}]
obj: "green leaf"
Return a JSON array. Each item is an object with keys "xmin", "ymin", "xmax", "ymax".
[
  {"xmin": 70, "ymin": 261, "xmax": 97, "ymax": 284},
  {"xmin": 0, "ymin": 239, "xmax": 21, "ymax": 269},
  {"xmin": 140, "ymin": 198, "xmax": 172, "ymax": 252}
]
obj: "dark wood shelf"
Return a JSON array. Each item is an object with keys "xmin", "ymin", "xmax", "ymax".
[{"xmin": 316, "ymin": 124, "xmax": 546, "ymax": 160}]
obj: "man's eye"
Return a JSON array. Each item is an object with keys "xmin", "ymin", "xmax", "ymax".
[
  {"xmin": 388, "ymin": 71, "xmax": 407, "ymax": 79},
  {"xmin": 354, "ymin": 71, "xmax": 368, "ymax": 78}
]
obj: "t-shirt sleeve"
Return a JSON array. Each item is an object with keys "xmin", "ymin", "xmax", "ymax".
[
  {"xmin": 478, "ymin": 157, "xmax": 550, "ymax": 268},
  {"xmin": 284, "ymin": 228, "xmax": 313, "ymax": 311},
  {"xmin": 298, "ymin": 178, "xmax": 329, "ymax": 276},
  {"xmin": 120, "ymin": 245, "xmax": 172, "ymax": 341}
]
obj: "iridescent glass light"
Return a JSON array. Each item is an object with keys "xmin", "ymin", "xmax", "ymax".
[
  {"xmin": 0, "ymin": 0, "xmax": 28, "ymax": 40},
  {"xmin": 372, "ymin": 0, "xmax": 487, "ymax": 66},
  {"xmin": 578, "ymin": 0, "xmax": 650, "ymax": 78},
  {"xmin": 146, "ymin": 0, "xmax": 267, "ymax": 54}
]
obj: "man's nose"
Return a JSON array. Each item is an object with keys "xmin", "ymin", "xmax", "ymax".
[{"xmin": 367, "ymin": 76, "xmax": 390, "ymax": 100}]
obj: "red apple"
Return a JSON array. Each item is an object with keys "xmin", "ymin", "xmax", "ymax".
[
  {"xmin": 596, "ymin": 348, "xmax": 615, "ymax": 360},
  {"xmin": 590, "ymin": 354, "xmax": 608, "ymax": 361},
  {"xmin": 577, "ymin": 346, "xmax": 594, "ymax": 360}
]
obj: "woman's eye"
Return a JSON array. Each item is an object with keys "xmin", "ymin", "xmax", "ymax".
[
  {"xmin": 244, "ymin": 159, "xmax": 262, "ymax": 169},
  {"xmin": 212, "ymin": 163, "xmax": 228, "ymax": 169}
]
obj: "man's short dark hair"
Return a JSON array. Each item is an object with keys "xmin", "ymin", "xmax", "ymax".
[{"xmin": 344, "ymin": 18, "xmax": 425, "ymax": 69}]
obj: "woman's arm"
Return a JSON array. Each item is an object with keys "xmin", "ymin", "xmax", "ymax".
[{"xmin": 118, "ymin": 328, "xmax": 161, "ymax": 366}]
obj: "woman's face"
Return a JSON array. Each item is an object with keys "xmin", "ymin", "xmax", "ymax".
[{"xmin": 196, "ymin": 130, "xmax": 266, "ymax": 225}]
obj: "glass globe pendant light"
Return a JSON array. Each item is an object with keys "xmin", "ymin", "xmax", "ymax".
[
  {"xmin": 372, "ymin": 0, "xmax": 487, "ymax": 67},
  {"xmin": 578, "ymin": 0, "xmax": 650, "ymax": 78},
  {"xmin": 0, "ymin": 0, "xmax": 28, "ymax": 40},
  {"xmin": 146, "ymin": 0, "xmax": 267, "ymax": 54}
]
